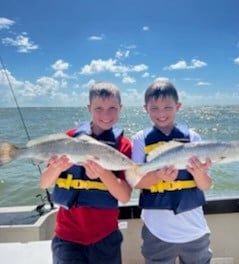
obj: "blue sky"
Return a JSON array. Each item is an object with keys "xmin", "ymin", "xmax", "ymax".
[{"xmin": 0, "ymin": 0, "xmax": 239, "ymax": 107}]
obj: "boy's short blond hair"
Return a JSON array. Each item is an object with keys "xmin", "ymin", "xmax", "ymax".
[
  {"xmin": 145, "ymin": 80, "xmax": 179, "ymax": 104},
  {"xmin": 89, "ymin": 81, "xmax": 121, "ymax": 104}
]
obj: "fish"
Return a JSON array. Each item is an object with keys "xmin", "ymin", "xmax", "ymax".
[
  {"xmin": 126, "ymin": 140, "xmax": 239, "ymax": 187},
  {"xmin": 0, "ymin": 133, "xmax": 136, "ymax": 171}
]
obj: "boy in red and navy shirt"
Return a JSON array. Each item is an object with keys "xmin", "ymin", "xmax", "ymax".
[{"xmin": 40, "ymin": 82, "xmax": 132, "ymax": 264}]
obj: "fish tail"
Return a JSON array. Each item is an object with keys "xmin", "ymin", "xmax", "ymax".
[
  {"xmin": 0, "ymin": 142, "xmax": 17, "ymax": 166},
  {"xmin": 125, "ymin": 164, "xmax": 142, "ymax": 187}
]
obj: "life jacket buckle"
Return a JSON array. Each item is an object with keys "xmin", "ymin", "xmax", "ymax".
[
  {"xmin": 74, "ymin": 180, "xmax": 88, "ymax": 189},
  {"xmin": 168, "ymin": 181, "xmax": 181, "ymax": 191}
]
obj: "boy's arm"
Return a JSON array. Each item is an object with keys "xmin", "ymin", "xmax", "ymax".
[{"xmin": 39, "ymin": 155, "xmax": 73, "ymax": 189}]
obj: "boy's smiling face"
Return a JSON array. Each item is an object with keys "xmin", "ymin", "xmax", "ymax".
[
  {"xmin": 144, "ymin": 96, "xmax": 181, "ymax": 134},
  {"xmin": 88, "ymin": 96, "xmax": 122, "ymax": 135}
]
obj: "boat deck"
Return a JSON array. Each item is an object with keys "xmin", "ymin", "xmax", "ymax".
[
  {"xmin": 0, "ymin": 197, "xmax": 238, "ymax": 263},
  {"xmin": 0, "ymin": 240, "xmax": 235, "ymax": 264}
]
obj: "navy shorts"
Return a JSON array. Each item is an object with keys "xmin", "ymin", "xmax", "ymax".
[
  {"xmin": 52, "ymin": 229, "xmax": 123, "ymax": 264},
  {"xmin": 141, "ymin": 224, "xmax": 212, "ymax": 264}
]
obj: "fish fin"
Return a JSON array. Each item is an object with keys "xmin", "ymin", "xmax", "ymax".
[
  {"xmin": 0, "ymin": 142, "xmax": 17, "ymax": 166},
  {"xmin": 75, "ymin": 134, "xmax": 97, "ymax": 141},
  {"xmin": 27, "ymin": 133, "xmax": 70, "ymax": 147},
  {"xmin": 125, "ymin": 165, "xmax": 142, "ymax": 187},
  {"xmin": 74, "ymin": 134, "xmax": 106, "ymax": 146},
  {"xmin": 75, "ymin": 134, "xmax": 115, "ymax": 146},
  {"xmin": 147, "ymin": 141, "xmax": 184, "ymax": 162}
]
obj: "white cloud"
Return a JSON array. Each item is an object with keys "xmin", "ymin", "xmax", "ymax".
[
  {"xmin": 1, "ymin": 67, "xmax": 239, "ymax": 107},
  {"xmin": 122, "ymin": 89, "xmax": 144, "ymax": 106},
  {"xmin": 0, "ymin": 17, "xmax": 15, "ymax": 30},
  {"xmin": 179, "ymin": 90, "xmax": 239, "ymax": 106},
  {"xmin": 53, "ymin": 71, "xmax": 69, "ymax": 78},
  {"xmin": 122, "ymin": 76, "xmax": 136, "ymax": 84},
  {"xmin": 164, "ymin": 59, "xmax": 207, "ymax": 70},
  {"xmin": 80, "ymin": 59, "xmax": 118, "ymax": 75},
  {"xmin": 80, "ymin": 58, "xmax": 148, "ymax": 75},
  {"xmin": 142, "ymin": 72, "xmax": 149, "ymax": 78},
  {"xmin": 0, "ymin": 69, "xmax": 22, "ymax": 89},
  {"xmin": 234, "ymin": 57, "xmax": 239, "ymax": 65},
  {"xmin": 132, "ymin": 64, "xmax": 148, "ymax": 72},
  {"xmin": 196, "ymin": 81, "xmax": 211, "ymax": 86},
  {"xmin": 115, "ymin": 50, "xmax": 130, "ymax": 59},
  {"xmin": 2, "ymin": 33, "xmax": 39, "ymax": 53},
  {"xmin": 88, "ymin": 34, "xmax": 104, "ymax": 41},
  {"xmin": 125, "ymin": 44, "xmax": 137, "ymax": 50},
  {"xmin": 154, "ymin": 77, "xmax": 170, "ymax": 82},
  {"xmin": 33, "ymin": 77, "xmax": 59, "ymax": 96},
  {"xmin": 82, "ymin": 79, "xmax": 96, "ymax": 89},
  {"xmin": 51, "ymin": 59, "xmax": 71, "ymax": 78},
  {"xmin": 142, "ymin": 26, "xmax": 149, "ymax": 31},
  {"xmin": 51, "ymin": 59, "xmax": 70, "ymax": 71},
  {"xmin": 183, "ymin": 77, "xmax": 201, "ymax": 81}
]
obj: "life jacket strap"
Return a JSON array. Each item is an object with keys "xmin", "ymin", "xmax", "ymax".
[
  {"xmin": 150, "ymin": 180, "xmax": 196, "ymax": 193},
  {"xmin": 56, "ymin": 174, "xmax": 108, "ymax": 191},
  {"xmin": 144, "ymin": 142, "xmax": 165, "ymax": 154}
]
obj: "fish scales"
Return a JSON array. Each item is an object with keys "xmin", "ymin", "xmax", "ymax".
[
  {"xmin": 138, "ymin": 141, "xmax": 239, "ymax": 175},
  {"xmin": 125, "ymin": 141, "xmax": 239, "ymax": 187},
  {"xmin": 0, "ymin": 133, "xmax": 135, "ymax": 171},
  {"xmin": 1, "ymin": 134, "xmax": 239, "ymax": 188}
]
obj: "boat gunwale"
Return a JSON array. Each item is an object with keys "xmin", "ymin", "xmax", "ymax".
[{"xmin": 119, "ymin": 196, "xmax": 239, "ymax": 219}]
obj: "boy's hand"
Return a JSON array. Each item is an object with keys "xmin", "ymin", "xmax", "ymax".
[
  {"xmin": 186, "ymin": 156, "xmax": 212, "ymax": 190},
  {"xmin": 155, "ymin": 165, "xmax": 178, "ymax": 182},
  {"xmin": 82, "ymin": 160, "xmax": 107, "ymax": 179},
  {"xmin": 186, "ymin": 156, "xmax": 211, "ymax": 177},
  {"xmin": 47, "ymin": 155, "xmax": 73, "ymax": 172},
  {"xmin": 40, "ymin": 155, "xmax": 74, "ymax": 189},
  {"xmin": 135, "ymin": 165, "xmax": 178, "ymax": 189}
]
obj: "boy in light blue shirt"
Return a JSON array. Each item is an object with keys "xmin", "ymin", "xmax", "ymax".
[{"xmin": 131, "ymin": 80, "xmax": 212, "ymax": 264}]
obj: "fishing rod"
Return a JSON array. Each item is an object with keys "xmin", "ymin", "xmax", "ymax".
[{"xmin": 0, "ymin": 55, "xmax": 54, "ymax": 212}]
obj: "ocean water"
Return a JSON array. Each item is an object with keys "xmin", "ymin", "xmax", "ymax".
[{"xmin": 0, "ymin": 105, "xmax": 239, "ymax": 207}]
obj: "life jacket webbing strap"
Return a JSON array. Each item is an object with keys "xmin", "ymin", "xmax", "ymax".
[
  {"xmin": 150, "ymin": 180, "xmax": 196, "ymax": 193},
  {"xmin": 144, "ymin": 142, "xmax": 165, "ymax": 154},
  {"xmin": 56, "ymin": 174, "xmax": 108, "ymax": 191}
]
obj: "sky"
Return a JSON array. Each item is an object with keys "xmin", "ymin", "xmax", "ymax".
[{"xmin": 0, "ymin": 0, "xmax": 239, "ymax": 107}]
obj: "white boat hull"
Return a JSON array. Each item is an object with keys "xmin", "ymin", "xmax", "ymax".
[{"xmin": 0, "ymin": 197, "xmax": 238, "ymax": 264}]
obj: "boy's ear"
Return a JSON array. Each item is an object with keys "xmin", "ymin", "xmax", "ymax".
[
  {"xmin": 87, "ymin": 104, "xmax": 91, "ymax": 112},
  {"xmin": 176, "ymin": 102, "xmax": 182, "ymax": 111},
  {"xmin": 143, "ymin": 104, "xmax": 148, "ymax": 112}
]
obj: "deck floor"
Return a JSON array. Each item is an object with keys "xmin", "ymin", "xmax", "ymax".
[
  {"xmin": 0, "ymin": 240, "xmax": 234, "ymax": 264},
  {"xmin": 0, "ymin": 240, "xmax": 51, "ymax": 264}
]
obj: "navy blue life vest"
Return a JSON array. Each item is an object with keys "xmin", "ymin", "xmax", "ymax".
[
  {"xmin": 139, "ymin": 125, "xmax": 205, "ymax": 214},
  {"xmin": 51, "ymin": 122, "xmax": 123, "ymax": 209}
]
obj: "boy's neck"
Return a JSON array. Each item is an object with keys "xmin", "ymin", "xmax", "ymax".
[
  {"xmin": 91, "ymin": 123, "xmax": 110, "ymax": 136},
  {"xmin": 155, "ymin": 125, "xmax": 175, "ymax": 136}
]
